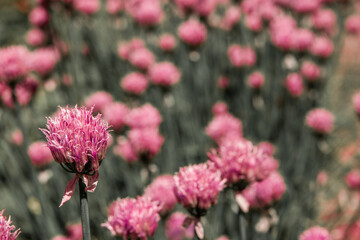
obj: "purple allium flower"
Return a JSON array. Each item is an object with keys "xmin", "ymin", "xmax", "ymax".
[
  {"xmin": 165, "ymin": 212, "xmax": 194, "ymax": 240},
  {"xmin": 102, "ymin": 196, "xmax": 161, "ymax": 239},
  {"xmin": 29, "ymin": 47, "xmax": 60, "ymax": 76},
  {"xmin": 84, "ymin": 91, "xmax": 114, "ymax": 113},
  {"xmin": 129, "ymin": 48, "xmax": 155, "ymax": 70},
  {"xmin": 102, "ymin": 102, "xmax": 129, "ymax": 131},
  {"xmin": 0, "ymin": 46, "xmax": 30, "ymax": 81},
  {"xmin": 0, "ymin": 209, "xmax": 20, "ymax": 240},
  {"xmin": 41, "ymin": 106, "xmax": 111, "ymax": 206},
  {"xmin": 205, "ymin": 113, "xmax": 243, "ymax": 144},
  {"xmin": 178, "ymin": 19, "xmax": 207, "ymax": 46},
  {"xmin": 174, "ymin": 163, "xmax": 225, "ymax": 216},
  {"xmin": 121, "ymin": 72, "xmax": 149, "ymax": 95},
  {"xmin": 128, "ymin": 128, "xmax": 164, "ymax": 159},
  {"xmin": 305, "ymin": 108, "xmax": 334, "ymax": 134},
  {"xmin": 299, "ymin": 226, "xmax": 332, "ymax": 240},
  {"xmin": 125, "ymin": 104, "xmax": 162, "ymax": 129},
  {"xmin": 144, "ymin": 175, "xmax": 177, "ymax": 215},
  {"xmin": 148, "ymin": 62, "xmax": 181, "ymax": 87}
]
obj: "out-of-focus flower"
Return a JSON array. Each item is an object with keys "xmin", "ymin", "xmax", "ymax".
[
  {"xmin": 158, "ymin": 34, "xmax": 177, "ymax": 52},
  {"xmin": 346, "ymin": 170, "xmax": 360, "ymax": 189},
  {"xmin": 257, "ymin": 141, "xmax": 275, "ymax": 156},
  {"xmin": 10, "ymin": 129, "xmax": 23, "ymax": 145},
  {"xmin": 206, "ymin": 112, "xmax": 243, "ymax": 143},
  {"xmin": 102, "ymin": 196, "xmax": 160, "ymax": 239},
  {"xmin": 165, "ymin": 212, "xmax": 194, "ymax": 240},
  {"xmin": 178, "ymin": 19, "xmax": 207, "ymax": 46},
  {"xmin": 30, "ymin": 47, "xmax": 60, "ymax": 76},
  {"xmin": 270, "ymin": 15, "xmax": 296, "ymax": 50},
  {"xmin": 102, "ymin": 102, "xmax": 129, "ymax": 131},
  {"xmin": 216, "ymin": 236, "xmax": 230, "ymax": 240},
  {"xmin": 29, "ymin": 6, "xmax": 49, "ymax": 27},
  {"xmin": 0, "ymin": 46, "xmax": 30, "ymax": 81},
  {"xmin": 26, "ymin": 28, "xmax": 46, "ymax": 47},
  {"xmin": 66, "ymin": 223, "xmax": 82, "ymax": 240},
  {"xmin": 133, "ymin": 1, "xmax": 164, "ymax": 26},
  {"xmin": 291, "ymin": 0, "xmax": 321, "ymax": 14},
  {"xmin": 212, "ymin": 102, "xmax": 228, "ymax": 116},
  {"xmin": 310, "ymin": 37, "xmax": 334, "ymax": 58},
  {"xmin": 125, "ymin": 104, "xmax": 162, "ymax": 129},
  {"xmin": 114, "ymin": 137, "xmax": 138, "ymax": 163},
  {"xmin": 301, "ymin": 61, "xmax": 321, "ymax": 82},
  {"xmin": 84, "ymin": 91, "xmax": 113, "ymax": 113},
  {"xmin": 0, "ymin": 82, "xmax": 13, "ymax": 108},
  {"xmin": 228, "ymin": 45, "xmax": 256, "ymax": 68},
  {"xmin": 346, "ymin": 15, "xmax": 360, "ymax": 34},
  {"xmin": 15, "ymin": 75, "xmax": 38, "ymax": 106},
  {"xmin": 286, "ymin": 73, "xmax": 304, "ymax": 97},
  {"xmin": 129, "ymin": 48, "xmax": 155, "ymax": 70},
  {"xmin": 128, "ymin": 128, "xmax": 164, "ymax": 159},
  {"xmin": 106, "ymin": 0, "xmax": 123, "ymax": 15},
  {"xmin": 311, "ymin": 9, "xmax": 336, "ymax": 34},
  {"xmin": 245, "ymin": 14, "xmax": 263, "ymax": 32},
  {"xmin": 117, "ymin": 38, "xmax": 145, "ymax": 60},
  {"xmin": 144, "ymin": 175, "xmax": 177, "ymax": 215},
  {"xmin": 217, "ymin": 76, "xmax": 229, "ymax": 89},
  {"xmin": 352, "ymin": 92, "xmax": 360, "ymax": 116},
  {"xmin": 248, "ymin": 72, "xmax": 265, "ymax": 89},
  {"xmin": 121, "ymin": 72, "xmax": 148, "ymax": 95},
  {"xmin": 317, "ymin": 171, "xmax": 328, "ymax": 186},
  {"xmin": 305, "ymin": 108, "xmax": 334, "ymax": 134},
  {"xmin": 51, "ymin": 236, "xmax": 70, "ymax": 240},
  {"xmin": 0, "ymin": 209, "xmax": 21, "ymax": 240},
  {"xmin": 175, "ymin": 0, "xmax": 218, "ymax": 17},
  {"xmin": 221, "ymin": 6, "xmax": 241, "ymax": 30},
  {"xmin": 28, "ymin": 141, "xmax": 54, "ymax": 167},
  {"xmin": 299, "ymin": 226, "xmax": 332, "ymax": 240},
  {"xmin": 148, "ymin": 62, "xmax": 181, "ymax": 87},
  {"xmin": 290, "ymin": 28, "xmax": 314, "ymax": 51},
  {"xmin": 41, "ymin": 106, "xmax": 111, "ymax": 206},
  {"xmin": 73, "ymin": 0, "xmax": 100, "ymax": 15},
  {"xmin": 174, "ymin": 163, "xmax": 225, "ymax": 216}
]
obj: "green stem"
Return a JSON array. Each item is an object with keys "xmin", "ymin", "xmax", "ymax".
[{"xmin": 79, "ymin": 177, "xmax": 91, "ymax": 240}]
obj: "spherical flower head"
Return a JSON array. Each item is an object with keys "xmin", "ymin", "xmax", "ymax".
[
  {"xmin": 194, "ymin": 0, "xmax": 218, "ymax": 17},
  {"xmin": 311, "ymin": 9, "xmax": 336, "ymax": 33},
  {"xmin": 114, "ymin": 137, "xmax": 138, "ymax": 163},
  {"xmin": 212, "ymin": 102, "xmax": 228, "ymax": 116},
  {"xmin": 84, "ymin": 91, "xmax": 113, "ymax": 113},
  {"xmin": 121, "ymin": 72, "xmax": 148, "ymax": 95},
  {"xmin": 10, "ymin": 129, "xmax": 23, "ymax": 146},
  {"xmin": 299, "ymin": 226, "xmax": 332, "ymax": 240},
  {"xmin": 305, "ymin": 108, "xmax": 334, "ymax": 134},
  {"xmin": 66, "ymin": 223, "xmax": 82, "ymax": 240},
  {"xmin": 133, "ymin": 1, "xmax": 164, "ymax": 26},
  {"xmin": 228, "ymin": 45, "xmax": 256, "ymax": 68},
  {"xmin": 290, "ymin": 28, "xmax": 314, "ymax": 51},
  {"xmin": 248, "ymin": 72, "xmax": 265, "ymax": 89},
  {"xmin": 221, "ymin": 6, "xmax": 241, "ymax": 30},
  {"xmin": 0, "ymin": 82, "xmax": 13, "ymax": 108},
  {"xmin": 206, "ymin": 113, "xmax": 243, "ymax": 143},
  {"xmin": 30, "ymin": 47, "xmax": 60, "ymax": 76},
  {"xmin": 29, "ymin": 6, "xmax": 49, "ymax": 27},
  {"xmin": 352, "ymin": 92, "xmax": 360, "ymax": 116},
  {"xmin": 128, "ymin": 128, "xmax": 164, "ymax": 159},
  {"xmin": 257, "ymin": 141, "xmax": 275, "ymax": 156},
  {"xmin": 270, "ymin": 15, "xmax": 296, "ymax": 50},
  {"xmin": 245, "ymin": 14, "xmax": 263, "ymax": 32},
  {"xmin": 102, "ymin": 196, "xmax": 161, "ymax": 239},
  {"xmin": 148, "ymin": 62, "xmax": 181, "ymax": 87},
  {"xmin": 73, "ymin": 0, "xmax": 100, "ymax": 15},
  {"xmin": 26, "ymin": 28, "xmax": 46, "ymax": 47},
  {"xmin": 301, "ymin": 61, "xmax": 321, "ymax": 82},
  {"xmin": 165, "ymin": 212, "xmax": 194, "ymax": 240},
  {"xmin": 346, "ymin": 15, "xmax": 360, "ymax": 34},
  {"xmin": 174, "ymin": 163, "xmax": 225, "ymax": 216},
  {"xmin": 106, "ymin": 0, "xmax": 123, "ymax": 15},
  {"xmin": 178, "ymin": 19, "xmax": 207, "ymax": 46},
  {"xmin": 0, "ymin": 46, "xmax": 30, "ymax": 81},
  {"xmin": 286, "ymin": 73, "xmax": 304, "ymax": 97},
  {"xmin": 144, "ymin": 175, "xmax": 177, "ymax": 215},
  {"xmin": 28, "ymin": 141, "xmax": 54, "ymax": 167},
  {"xmin": 345, "ymin": 170, "xmax": 360, "ymax": 189},
  {"xmin": 15, "ymin": 75, "xmax": 39, "ymax": 106},
  {"xmin": 291, "ymin": 0, "xmax": 321, "ymax": 14},
  {"xmin": 310, "ymin": 37, "xmax": 334, "ymax": 58},
  {"xmin": 0, "ymin": 209, "xmax": 21, "ymax": 240},
  {"xmin": 102, "ymin": 102, "xmax": 129, "ymax": 131},
  {"xmin": 125, "ymin": 104, "xmax": 162, "ymax": 129},
  {"xmin": 158, "ymin": 34, "xmax": 177, "ymax": 52},
  {"xmin": 129, "ymin": 48, "xmax": 155, "ymax": 70}
]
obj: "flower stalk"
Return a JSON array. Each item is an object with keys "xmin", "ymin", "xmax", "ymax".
[{"xmin": 79, "ymin": 177, "xmax": 91, "ymax": 240}]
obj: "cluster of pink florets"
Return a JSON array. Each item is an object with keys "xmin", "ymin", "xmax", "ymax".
[
  {"xmin": 299, "ymin": 226, "xmax": 332, "ymax": 240},
  {"xmin": 0, "ymin": 210, "xmax": 20, "ymax": 240},
  {"xmin": 227, "ymin": 45, "xmax": 256, "ymax": 68},
  {"xmin": 305, "ymin": 108, "xmax": 334, "ymax": 134}
]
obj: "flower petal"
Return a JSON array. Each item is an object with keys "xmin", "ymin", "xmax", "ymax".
[{"xmin": 59, "ymin": 174, "xmax": 79, "ymax": 207}]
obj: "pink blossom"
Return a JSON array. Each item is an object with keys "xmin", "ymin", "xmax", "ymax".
[
  {"xmin": 290, "ymin": 28, "xmax": 314, "ymax": 51},
  {"xmin": 114, "ymin": 137, "xmax": 138, "ymax": 163},
  {"xmin": 221, "ymin": 6, "xmax": 241, "ymax": 30},
  {"xmin": 212, "ymin": 102, "xmax": 228, "ymax": 116},
  {"xmin": 346, "ymin": 170, "xmax": 360, "ymax": 189},
  {"xmin": 66, "ymin": 223, "xmax": 82, "ymax": 240},
  {"xmin": 305, "ymin": 108, "xmax": 334, "ymax": 134},
  {"xmin": 174, "ymin": 163, "xmax": 225, "ymax": 215},
  {"xmin": 0, "ymin": 210, "xmax": 20, "ymax": 240},
  {"xmin": 165, "ymin": 212, "xmax": 194, "ymax": 240},
  {"xmin": 10, "ymin": 129, "xmax": 23, "ymax": 145},
  {"xmin": 28, "ymin": 141, "xmax": 53, "ymax": 167},
  {"xmin": 41, "ymin": 106, "xmax": 111, "ymax": 206},
  {"xmin": 128, "ymin": 128, "xmax": 164, "ymax": 158},
  {"xmin": 178, "ymin": 19, "xmax": 207, "ymax": 46},
  {"xmin": 194, "ymin": 0, "xmax": 218, "ymax": 17},
  {"xmin": 352, "ymin": 92, "xmax": 360, "ymax": 116},
  {"xmin": 30, "ymin": 47, "xmax": 60, "ymax": 75},
  {"xmin": 301, "ymin": 61, "xmax": 321, "ymax": 81},
  {"xmin": 299, "ymin": 226, "xmax": 332, "ymax": 240},
  {"xmin": 129, "ymin": 48, "xmax": 155, "ymax": 70},
  {"xmin": 121, "ymin": 72, "xmax": 149, "ymax": 95},
  {"xmin": 0, "ymin": 82, "xmax": 13, "ymax": 108},
  {"xmin": 117, "ymin": 38, "xmax": 145, "ymax": 60},
  {"xmin": 310, "ymin": 36, "xmax": 334, "ymax": 58},
  {"xmin": 217, "ymin": 76, "xmax": 229, "ymax": 89},
  {"xmin": 228, "ymin": 45, "xmax": 256, "ymax": 67},
  {"xmin": 52, "ymin": 236, "xmax": 70, "ymax": 240},
  {"xmin": 102, "ymin": 102, "xmax": 129, "ymax": 131},
  {"xmin": 15, "ymin": 75, "xmax": 38, "ymax": 106},
  {"xmin": 345, "ymin": 15, "xmax": 360, "ymax": 34},
  {"xmin": 102, "ymin": 196, "xmax": 161, "ymax": 239},
  {"xmin": 0, "ymin": 46, "xmax": 30, "ymax": 81},
  {"xmin": 29, "ymin": 6, "xmax": 49, "ymax": 27},
  {"xmin": 84, "ymin": 91, "xmax": 113, "ymax": 113},
  {"xmin": 106, "ymin": 0, "xmax": 123, "ymax": 15},
  {"xmin": 158, "ymin": 34, "xmax": 176, "ymax": 52},
  {"xmin": 286, "ymin": 73, "xmax": 304, "ymax": 97},
  {"xmin": 291, "ymin": 0, "xmax": 321, "ymax": 14},
  {"xmin": 257, "ymin": 141, "xmax": 274, "ymax": 156},
  {"xmin": 205, "ymin": 113, "xmax": 243, "ymax": 143},
  {"xmin": 73, "ymin": 0, "xmax": 100, "ymax": 15},
  {"xmin": 317, "ymin": 171, "xmax": 328, "ymax": 186},
  {"xmin": 144, "ymin": 175, "xmax": 177, "ymax": 215},
  {"xmin": 133, "ymin": 1, "xmax": 164, "ymax": 26},
  {"xmin": 311, "ymin": 9, "xmax": 336, "ymax": 33},
  {"xmin": 148, "ymin": 62, "xmax": 181, "ymax": 87},
  {"xmin": 270, "ymin": 15, "xmax": 296, "ymax": 50},
  {"xmin": 26, "ymin": 28, "xmax": 46, "ymax": 46},
  {"xmin": 248, "ymin": 72, "xmax": 265, "ymax": 89},
  {"xmin": 245, "ymin": 14, "xmax": 263, "ymax": 32},
  {"xmin": 125, "ymin": 104, "xmax": 162, "ymax": 129},
  {"xmin": 216, "ymin": 236, "xmax": 230, "ymax": 240}
]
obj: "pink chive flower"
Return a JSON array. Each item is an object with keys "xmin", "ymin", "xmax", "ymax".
[
  {"xmin": 346, "ymin": 170, "xmax": 360, "ymax": 189},
  {"xmin": 15, "ymin": 75, "xmax": 39, "ymax": 106},
  {"xmin": 106, "ymin": 0, "xmax": 123, "ymax": 15},
  {"xmin": 128, "ymin": 128, "xmax": 164, "ymax": 159},
  {"xmin": 102, "ymin": 102, "xmax": 129, "ymax": 131},
  {"xmin": 10, "ymin": 129, "xmax": 23, "ymax": 145},
  {"xmin": 158, "ymin": 34, "xmax": 176, "ymax": 52},
  {"xmin": 290, "ymin": 28, "xmax": 314, "ymax": 52},
  {"xmin": 310, "ymin": 37, "xmax": 334, "ymax": 58},
  {"xmin": 345, "ymin": 15, "xmax": 360, "ymax": 34},
  {"xmin": 165, "ymin": 212, "xmax": 194, "ymax": 240},
  {"xmin": 245, "ymin": 14, "xmax": 263, "ymax": 32},
  {"xmin": 178, "ymin": 19, "xmax": 207, "ymax": 46},
  {"xmin": 125, "ymin": 104, "xmax": 162, "ymax": 129},
  {"xmin": 352, "ymin": 92, "xmax": 360, "ymax": 116},
  {"xmin": 133, "ymin": 1, "xmax": 164, "ymax": 26},
  {"xmin": 305, "ymin": 108, "xmax": 334, "ymax": 134},
  {"xmin": 41, "ymin": 106, "xmax": 111, "ymax": 206},
  {"xmin": 148, "ymin": 62, "xmax": 181, "ymax": 87},
  {"xmin": 212, "ymin": 102, "xmax": 228, "ymax": 116},
  {"xmin": 270, "ymin": 15, "xmax": 296, "ymax": 50},
  {"xmin": 114, "ymin": 137, "xmax": 138, "ymax": 163},
  {"xmin": 248, "ymin": 72, "xmax": 265, "ymax": 89},
  {"xmin": 144, "ymin": 175, "xmax": 177, "ymax": 215},
  {"xmin": 301, "ymin": 61, "xmax": 321, "ymax": 82},
  {"xmin": 0, "ymin": 210, "xmax": 20, "ymax": 240},
  {"xmin": 291, "ymin": 0, "xmax": 321, "ymax": 14},
  {"xmin": 205, "ymin": 113, "xmax": 243, "ymax": 144},
  {"xmin": 0, "ymin": 46, "xmax": 30, "ymax": 81},
  {"xmin": 117, "ymin": 38, "xmax": 145, "ymax": 60},
  {"xmin": 299, "ymin": 226, "xmax": 332, "ymax": 240},
  {"xmin": 121, "ymin": 72, "xmax": 149, "ymax": 95},
  {"xmin": 28, "ymin": 141, "xmax": 54, "ymax": 167},
  {"xmin": 208, "ymin": 138, "xmax": 279, "ymax": 188},
  {"xmin": 257, "ymin": 141, "xmax": 275, "ymax": 156},
  {"xmin": 129, "ymin": 48, "xmax": 155, "ymax": 70},
  {"xmin": 29, "ymin": 6, "xmax": 49, "ymax": 27},
  {"xmin": 73, "ymin": 0, "xmax": 100, "ymax": 15},
  {"xmin": 102, "ymin": 196, "xmax": 161, "ymax": 239},
  {"xmin": 84, "ymin": 91, "xmax": 113, "ymax": 113},
  {"xmin": 228, "ymin": 45, "xmax": 256, "ymax": 68},
  {"xmin": 217, "ymin": 76, "xmax": 229, "ymax": 89},
  {"xmin": 221, "ymin": 6, "xmax": 241, "ymax": 30},
  {"xmin": 174, "ymin": 163, "xmax": 226, "ymax": 216},
  {"xmin": 241, "ymin": 171, "xmax": 286, "ymax": 209},
  {"xmin": 0, "ymin": 82, "xmax": 13, "ymax": 108},
  {"xmin": 311, "ymin": 9, "xmax": 336, "ymax": 34},
  {"xmin": 30, "ymin": 47, "xmax": 60, "ymax": 76},
  {"xmin": 26, "ymin": 28, "xmax": 46, "ymax": 46},
  {"xmin": 286, "ymin": 73, "xmax": 304, "ymax": 97},
  {"xmin": 66, "ymin": 223, "xmax": 82, "ymax": 240}
]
